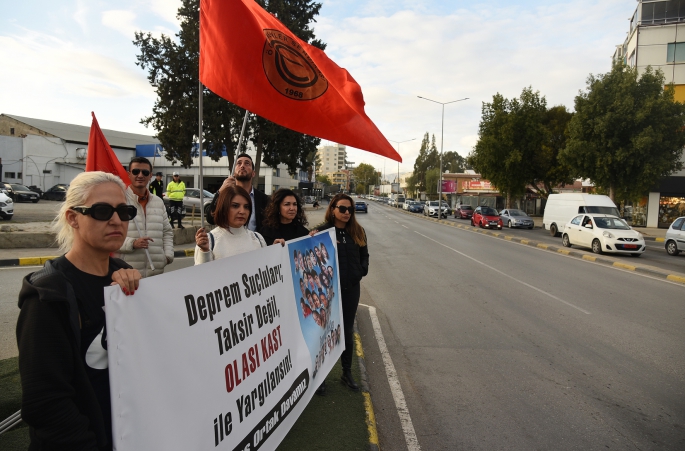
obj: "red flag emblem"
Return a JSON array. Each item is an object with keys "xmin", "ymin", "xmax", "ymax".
[
  {"xmin": 199, "ymin": 0, "xmax": 401, "ymax": 162},
  {"xmin": 86, "ymin": 112, "xmax": 131, "ymax": 186}
]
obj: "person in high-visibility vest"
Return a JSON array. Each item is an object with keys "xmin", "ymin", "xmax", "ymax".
[{"xmin": 166, "ymin": 172, "xmax": 186, "ymax": 229}]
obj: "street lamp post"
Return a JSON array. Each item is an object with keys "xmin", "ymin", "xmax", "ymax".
[
  {"xmin": 388, "ymin": 138, "xmax": 416, "ymax": 198},
  {"xmin": 417, "ymin": 96, "xmax": 468, "ymax": 216}
]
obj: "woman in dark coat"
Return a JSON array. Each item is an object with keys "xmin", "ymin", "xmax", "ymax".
[
  {"xmin": 258, "ymin": 188, "xmax": 310, "ymax": 245},
  {"xmin": 316, "ymin": 193, "xmax": 369, "ymax": 394}
]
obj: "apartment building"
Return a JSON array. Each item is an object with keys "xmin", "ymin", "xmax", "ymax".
[{"xmin": 317, "ymin": 143, "xmax": 347, "ymax": 175}]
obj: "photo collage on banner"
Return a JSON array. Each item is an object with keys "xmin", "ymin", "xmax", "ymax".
[{"xmin": 287, "ymin": 232, "xmax": 343, "ymax": 380}]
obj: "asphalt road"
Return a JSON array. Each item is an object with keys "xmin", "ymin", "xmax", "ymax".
[{"xmin": 357, "ymin": 202, "xmax": 685, "ymax": 450}]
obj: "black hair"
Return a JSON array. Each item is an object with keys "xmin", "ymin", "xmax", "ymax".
[
  {"xmin": 129, "ymin": 156, "xmax": 153, "ymax": 171},
  {"xmin": 235, "ymin": 153, "xmax": 254, "ymax": 169}
]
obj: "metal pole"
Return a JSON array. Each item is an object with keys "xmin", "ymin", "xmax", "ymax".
[
  {"xmin": 439, "ymin": 103, "xmax": 444, "ymax": 217},
  {"xmin": 232, "ymin": 110, "xmax": 250, "ymax": 174},
  {"xmin": 199, "ymin": 80, "xmax": 204, "ymax": 227}
]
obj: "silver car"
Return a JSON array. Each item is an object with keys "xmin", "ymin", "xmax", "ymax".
[
  {"xmin": 499, "ymin": 209, "xmax": 534, "ymax": 229},
  {"xmin": 163, "ymin": 188, "xmax": 215, "ymax": 217},
  {"xmin": 665, "ymin": 216, "xmax": 685, "ymax": 256}
]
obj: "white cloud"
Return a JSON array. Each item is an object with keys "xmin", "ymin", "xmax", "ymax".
[
  {"xmin": 102, "ymin": 10, "xmax": 138, "ymax": 38},
  {"xmin": 147, "ymin": 0, "xmax": 182, "ymax": 28},
  {"xmin": 73, "ymin": 0, "xmax": 89, "ymax": 33},
  {"xmin": 317, "ymin": 1, "xmax": 628, "ymax": 171}
]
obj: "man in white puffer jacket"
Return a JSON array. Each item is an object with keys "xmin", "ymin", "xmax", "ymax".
[{"xmin": 113, "ymin": 157, "xmax": 174, "ymax": 277}]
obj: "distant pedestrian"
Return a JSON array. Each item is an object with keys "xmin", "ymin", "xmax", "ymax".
[
  {"xmin": 149, "ymin": 171, "xmax": 164, "ymax": 200},
  {"xmin": 313, "ymin": 193, "xmax": 369, "ymax": 395},
  {"xmin": 166, "ymin": 172, "xmax": 186, "ymax": 229}
]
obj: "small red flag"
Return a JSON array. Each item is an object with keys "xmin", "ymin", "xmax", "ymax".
[
  {"xmin": 86, "ymin": 112, "xmax": 130, "ymax": 186},
  {"xmin": 199, "ymin": 0, "xmax": 401, "ymax": 162}
]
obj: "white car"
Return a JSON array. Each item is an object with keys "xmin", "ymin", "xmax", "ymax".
[
  {"xmin": 0, "ymin": 190, "xmax": 13, "ymax": 220},
  {"xmin": 665, "ymin": 216, "xmax": 685, "ymax": 256},
  {"xmin": 561, "ymin": 214, "xmax": 645, "ymax": 256}
]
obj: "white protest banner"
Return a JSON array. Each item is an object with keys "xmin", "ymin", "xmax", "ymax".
[{"xmin": 105, "ymin": 230, "xmax": 343, "ymax": 450}]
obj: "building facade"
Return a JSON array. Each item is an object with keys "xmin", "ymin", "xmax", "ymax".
[
  {"xmin": 0, "ymin": 114, "xmax": 306, "ymax": 196},
  {"xmin": 317, "ymin": 143, "xmax": 347, "ymax": 175},
  {"xmin": 613, "ymin": 1, "xmax": 685, "ymax": 227}
]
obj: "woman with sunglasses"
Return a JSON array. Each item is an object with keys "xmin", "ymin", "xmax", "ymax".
[
  {"xmin": 16, "ymin": 171, "xmax": 142, "ymax": 450},
  {"xmin": 314, "ymin": 193, "xmax": 369, "ymax": 395},
  {"xmin": 194, "ymin": 185, "xmax": 266, "ymax": 263},
  {"xmin": 258, "ymin": 188, "xmax": 311, "ymax": 246}
]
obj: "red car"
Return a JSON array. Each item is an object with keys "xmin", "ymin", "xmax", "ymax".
[
  {"xmin": 471, "ymin": 206, "xmax": 503, "ymax": 229},
  {"xmin": 455, "ymin": 205, "xmax": 473, "ymax": 219}
]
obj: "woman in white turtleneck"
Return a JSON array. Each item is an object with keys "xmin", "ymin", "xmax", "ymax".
[{"xmin": 194, "ymin": 185, "xmax": 266, "ymax": 264}]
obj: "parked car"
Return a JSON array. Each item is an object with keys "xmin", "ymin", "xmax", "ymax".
[
  {"xmin": 665, "ymin": 216, "xmax": 685, "ymax": 256},
  {"xmin": 543, "ymin": 193, "xmax": 619, "ymax": 237},
  {"xmin": 163, "ymin": 188, "xmax": 215, "ymax": 217},
  {"xmin": 0, "ymin": 190, "xmax": 14, "ymax": 220},
  {"xmin": 424, "ymin": 201, "xmax": 448, "ymax": 218},
  {"xmin": 408, "ymin": 202, "xmax": 424, "ymax": 213},
  {"xmin": 28, "ymin": 185, "xmax": 44, "ymax": 197},
  {"xmin": 499, "ymin": 209, "xmax": 534, "ymax": 229},
  {"xmin": 561, "ymin": 214, "xmax": 645, "ymax": 256},
  {"xmin": 8, "ymin": 184, "xmax": 40, "ymax": 203},
  {"xmin": 355, "ymin": 200, "xmax": 368, "ymax": 213},
  {"xmin": 42, "ymin": 184, "xmax": 69, "ymax": 201},
  {"xmin": 455, "ymin": 205, "xmax": 473, "ymax": 219},
  {"xmin": 471, "ymin": 206, "xmax": 502, "ymax": 229}
]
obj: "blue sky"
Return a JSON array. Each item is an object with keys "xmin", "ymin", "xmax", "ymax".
[{"xmin": 0, "ymin": 0, "xmax": 632, "ymax": 173}]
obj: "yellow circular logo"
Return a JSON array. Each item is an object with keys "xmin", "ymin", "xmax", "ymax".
[{"xmin": 262, "ymin": 29, "xmax": 328, "ymax": 101}]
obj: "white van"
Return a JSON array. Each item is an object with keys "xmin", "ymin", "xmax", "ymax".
[{"xmin": 543, "ymin": 193, "xmax": 620, "ymax": 237}]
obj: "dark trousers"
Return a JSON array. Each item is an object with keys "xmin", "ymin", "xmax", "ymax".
[
  {"xmin": 170, "ymin": 200, "xmax": 183, "ymax": 227},
  {"xmin": 340, "ymin": 282, "xmax": 361, "ymax": 371}
]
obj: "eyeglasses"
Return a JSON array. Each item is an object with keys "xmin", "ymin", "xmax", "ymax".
[
  {"xmin": 71, "ymin": 203, "xmax": 137, "ymax": 221},
  {"xmin": 335, "ymin": 205, "xmax": 355, "ymax": 214},
  {"xmin": 131, "ymin": 169, "xmax": 151, "ymax": 176}
]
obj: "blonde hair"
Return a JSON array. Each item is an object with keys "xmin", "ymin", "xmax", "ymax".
[{"xmin": 52, "ymin": 171, "xmax": 127, "ymax": 254}]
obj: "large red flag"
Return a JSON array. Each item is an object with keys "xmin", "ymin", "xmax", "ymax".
[
  {"xmin": 86, "ymin": 112, "xmax": 131, "ymax": 186},
  {"xmin": 199, "ymin": 0, "xmax": 401, "ymax": 162}
]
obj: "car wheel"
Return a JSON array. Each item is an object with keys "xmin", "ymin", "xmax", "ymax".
[
  {"xmin": 666, "ymin": 240, "xmax": 680, "ymax": 256},
  {"xmin": 2, "ymin": 215, "xmax": 12, "ymax": 220},
  {"xmin": 630, "ymin": 253, "xmax": 641, "ymax": 257},
  {"xmin": 528, "ymin": 226, "xmax": 533, "ymax": 230},
  {"xmin": 562, "ymin": 234, "xmax": 572, "ymax": 248},
  {"xmin": 592, "ymin": 239, "xmax": 602, "ymax": 254},
  {"xmin": 480, "ymin": 220, "xmax": 485, "ymax": 228},
  {"xmin": 470, "ymin": 218, "xmax": 474, "ymax": 226},
  {"xmin": 507, "ymin": 220, "xmax": 512, "ymax": 228},
  {"xmin": 204, "ymin": 204, "xmax": 213, "ymax": 217},
  {"xmin": 32, "ymin": 199, "xmax": 39, "ymax": 203},
  {"xmin": 550, "ymin": 223, "xmax": 558, "ymax": 237}
]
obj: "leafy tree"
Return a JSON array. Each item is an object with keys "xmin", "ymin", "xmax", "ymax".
[
  {"xmin": 413, "ymin": 133, "xmax": 439, "ymax": 191},
  {"xmin": 353, "ymin": 163, "xmax": 377, "ymax": 186},
  {"xmin": 442, "ymin": 151, "xmax": 466, "ymax": 173},
  {"xmin": 405, "ymin": 174, "xmax": 418, "ymax": 198},
  {"xmin": 530, "ymin": 105, "xmax": 574, "ymax": 197},
  {"xmin": 561, "ymin": 64, "xmax": 685, "ymax": 202},
  {"xmin": 133, "ymin": 0, "xmax": 326, "ymax": 173},
  {"xmin": 469, "ymin": 87, "xmax": 567, "ymax": 206},
  {"xmin": 316, "ymin": 174, "xmax": 332, "ymax": 185},
  {"xmin": 355, "ymin": 183, "xmax": 366, "ymax": 195},
  {"xmin": 425, "ymin": 168, "xmax": 440, "ymax": 195}
]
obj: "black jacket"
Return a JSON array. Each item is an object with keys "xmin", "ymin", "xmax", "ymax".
[
  {"xmin": 148, "ymin": 179, "xmax": 164, "ymax": 199},
  {"xmin": 206, "ymin": 187, "xmax": 270, "ymax": 231},
  {"xmin": 318, "ymin": 222, "xmax": 369, "ymax": 287},
  {"xmin": 258, "ymin": 221, "xmax": 310, "ymax": 245},
  {"xmin": 16, "ymin": 258, "xmax": 129, "ymax": 451}
]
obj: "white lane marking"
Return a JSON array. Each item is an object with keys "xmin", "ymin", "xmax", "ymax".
[
  {"xmin": 415, "ymin": 231, "xmax": 591, "ymax": 315},
  {"xmin": 360, "ymin": 303, "xmax": 422, "ymax": 451},
  {"xmin": 402, "ymin": 225, "xmax": 409, "ymax": 229},
  {"xmin": 394, "ymin": 221, "xmax": 399, "ymax": 224}
]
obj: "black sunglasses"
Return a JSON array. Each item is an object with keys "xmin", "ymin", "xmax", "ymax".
[
  {"xmin": 131, "ymin": 169, "xmax": 151, "ymax": 176},
  {"xmin": 335, "ymin": 205, "xmax": 355, "ymax": 214},
  {"xmin": 71, "ymin": 203, "xmax": 137, "ymax": 221}
]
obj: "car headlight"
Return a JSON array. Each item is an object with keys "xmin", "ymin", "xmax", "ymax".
[
  {"xmin": 637, "ymin": 232, "xmax": 643, "ymax": 240},
  {"xmin": 0, "ymin": 202, "xmax": 5, "ymax": 207},
  {"xmin": 602, "ymin": 231, "xmax": 614, "ymax": 239}
]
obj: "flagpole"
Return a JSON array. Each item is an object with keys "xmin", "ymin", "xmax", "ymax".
[
  {"xmin": 232, "ymin": 109, "xmax": 250, "ymax": 174},
  {"xmin": 132, "ymin": 216, "xmax": 155, "ymax": 274},
  {"xmin": 199, "ymin": 82, "xmax": 205, "ymax": 227}
]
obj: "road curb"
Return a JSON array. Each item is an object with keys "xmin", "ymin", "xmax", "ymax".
[
  {"xmin": 0, "ymin": 249, "xmax": 196, "ymax": 268},
  {"xmin": 354, "ymin": 322, "xmax": 380, "ymax": 451},
  {"xmin": 389, "ymin": 205, "xmax": 685, "ymax": 285}
]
